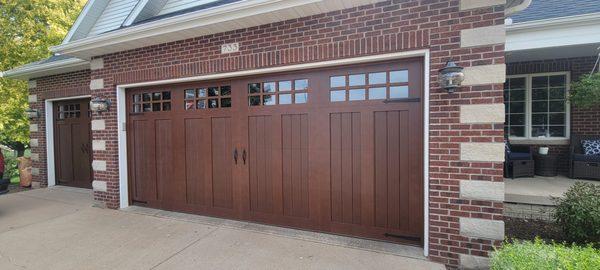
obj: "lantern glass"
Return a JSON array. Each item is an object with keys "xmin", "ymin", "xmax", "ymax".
[
  {"xmin": 439, "ymin": 71, "xmax": 465, "ymax": 89},
  {"xmin": 90, "ymin": 98, "xmax": 110, "ymax": 112}
]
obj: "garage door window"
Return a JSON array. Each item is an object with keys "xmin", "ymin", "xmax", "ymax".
[
  {"xmin": 58, "ymin": 104, "xmax": 81, "ymax": 119},
  {"xmin": 330, "ymin": 70, "xmax": 409, "ymax": 102},
  {"xmin": 185, "ymin": 86, "xmax": 232, "ymax": 110},
  {"xmin": 133, "ymin": 91, "xmax": 171, "ymax": 112},
  {"xmin": 248, "ymin": 79, "xmax": 309, "ymax": 106}
]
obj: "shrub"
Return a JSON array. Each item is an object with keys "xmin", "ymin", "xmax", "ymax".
[
  {"xmin": 1, "ymin": 149, "xmax": 19, "ymax": 181},
  {"xmin": 553, "ymin": 182, "xmax": 600, "ymax": 246},
  {"xmin": 491, "ymin": 239, "xmax": 600, "ymax": 270},
  {"xmin": 570, "ymin": 73, "xmax": 600, "ymax": 109}
]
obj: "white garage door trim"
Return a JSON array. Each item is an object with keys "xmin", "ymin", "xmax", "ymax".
[{"xmin": 115, "ymin": 49, "xmax": 431, "ymax": 256}]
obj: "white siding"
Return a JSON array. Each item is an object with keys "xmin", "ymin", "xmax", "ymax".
[
  {"xmin": 88, "ymin": 0, "xmax": 139, "ymax": 37},
  {"xmin": 68, "ymin": 0, "xmax": 111, "ymax": 41},
  {"xmin": 133, "ymin": 0, "xmax": 169, "ymax": 23},
  {"xmin": 157, "ymin": 0, "xmax": 219, "ymax": 16}
]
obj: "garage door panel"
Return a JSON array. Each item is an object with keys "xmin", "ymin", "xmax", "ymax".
[
  {"xmin": 184, "ymin": 118, "xmax": 208, "ymax": 206},
  {"xmin": 155, "ymin": 120, "xmax": 175, "ymax": 203},
  {"xmin": 330, "ymin": 112, "xmax": 362, "ymax": 225},
  {"xmin": 374, "ymin": 110, "xmax": 411, "ymax": 231},
  {"xmin": 281, "ymin": 114, "xmax": 309, "ymax": 218},
  {"xmin": 57, "ymin": 124, "xmax": 74, "ymax": 184},
  {"xmin": 211, "ymin": 117, "xmax": 234, "ymax": 209},
  {"xmin": 248, "ymin": 115, "xmax": 275, "ymax": 214},
  {"xmin": 132, "ymin": 119, "xmax": 157, "ymax": 202}
]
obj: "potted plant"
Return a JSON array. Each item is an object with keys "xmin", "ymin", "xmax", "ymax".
[{"xmin": 569, "ymin": 52, "xmax": 600, "ymax": 108}]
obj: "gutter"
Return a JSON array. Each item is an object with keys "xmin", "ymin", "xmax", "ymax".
[
  {"xmin": 1, "ymin": 58, "xmax": 89, "ymax": 80},
  {"xmin": 50, "ymin": 0, "xmax": 341, "ymax": 58}
]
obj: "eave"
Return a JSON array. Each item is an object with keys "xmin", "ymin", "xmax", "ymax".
[
  {"xmin": 0, "ymin": 58, "xmax": 89, "ymax": 80},
  {"xmin": 506, "ymin": 12, "xmax": 600, "ymax": 52},
  {"xmin": 51, "ymin": 0, "xmax": 378, "ymax": 60}
]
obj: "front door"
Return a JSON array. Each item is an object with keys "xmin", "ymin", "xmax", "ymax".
[{"xmin": 53, "ymin": 98, "xmax": 93, "ymax": 188}]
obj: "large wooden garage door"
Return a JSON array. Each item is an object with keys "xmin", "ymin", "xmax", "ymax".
[{"xmin": 127, "ymin": 58, "xmax": 424, "ymax": 245}]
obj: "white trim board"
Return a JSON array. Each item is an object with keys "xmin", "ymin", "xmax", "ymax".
[
  {"xmin": 116, "ymin": 50, "xmax": 431, "ymax": 256},
  {"xmin": 45, "ymin": 95, "xmax": 92, "ymax": 187}
]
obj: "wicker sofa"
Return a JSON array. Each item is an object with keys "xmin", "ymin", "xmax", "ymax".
[{"xmin": 569, "ymin": 135, "xmax": 600, "ymax": 180}]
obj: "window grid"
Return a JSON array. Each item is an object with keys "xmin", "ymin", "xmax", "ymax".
[
  {"xmin": 329, "ymin": 70, "xmax": 409, "ymax": 102},
  {"xmin": 248, "ymin": 79, "xmax": 309, "ymax": 106},
  {"xmin": 58, "ymin": 104, "xmax": 81, "ymax": 119},
  {"xmin": 184, "ymin": 86, "xmax": 232, "ymax": 110},
  {"xmin": 504, "ymin": 73, "xmax": 569, "ymax": 140},
  {"xmin": 133, "ymin": 91, "xmax": 172, "ymax": 113}
]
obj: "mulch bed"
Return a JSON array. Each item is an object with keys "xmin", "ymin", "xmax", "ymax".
[{"xmin": 504, "ymin": 217, "xmax": 568, "ymax": 243}]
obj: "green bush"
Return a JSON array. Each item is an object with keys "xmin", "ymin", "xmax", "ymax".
[
  {"xmin": 491, "ymin": 239, "xmax": 600, "ymax": 270},
  {"xmin": 1, "ymin": 149, "xmax": 19, "ymax": 181},
  {"xmin": 570, "ymin": 73, "xmax": 600, "ymax": 109},
  {"xmin": 553, "ymin": 182, "xmax": 600, "ymax": 246}
]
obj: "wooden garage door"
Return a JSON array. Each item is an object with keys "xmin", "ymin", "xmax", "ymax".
[{"xmin": 127, "ymin": 58, "xmax": 424, "ymax": 245}]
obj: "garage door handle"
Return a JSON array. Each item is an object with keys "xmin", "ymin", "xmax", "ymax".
[
  {"xmin": 233, "ymin": 149, "xmax": 238, "ymax": 165},
  {"xmin": 242, "ymin": 149, "xmax": 247, "ymax": 165}
]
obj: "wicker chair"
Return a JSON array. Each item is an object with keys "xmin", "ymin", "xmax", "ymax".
[
  {"xmin": 504, "ymin": 140, "xmax": 535, "ymax": 179},
  {"xmin": 569, "ymin": 135, "xmax": 600, "ymax": 180}
]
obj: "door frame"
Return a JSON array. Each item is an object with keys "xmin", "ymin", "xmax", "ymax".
[
  {"xmin": 115, "ymin": 49, "xmax": 431, "ymax": 256},
  {"xmin": 45, "ymin": 95, "xmax": 92, "ymax": 187}
]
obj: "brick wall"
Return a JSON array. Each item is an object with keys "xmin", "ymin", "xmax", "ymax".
[
  {"xmin": 27, "ymin": 70, "xmax": 91, "ymax": 187},
  {"xmin": 32, "ymin": 0, "xmax": 506, "ymax": 268},
  {"xmin": 507, "ymin": 56, "xmax": 600, "ymax": 173}
]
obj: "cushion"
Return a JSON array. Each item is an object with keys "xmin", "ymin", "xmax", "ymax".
[
  {"xmin": 505, "ymin": 141, "xmax": 511, "ymax": 154},
  {"xmin": 572, "ymin": 154, "xmax": 600, "ymax": 162},
  {"xmin": 509, "ymin": 152, "xmax": 531, "ymax": 160},
  {"xmin": 581, "ymin": 140, "xmax": 600, "ymax": 155}
]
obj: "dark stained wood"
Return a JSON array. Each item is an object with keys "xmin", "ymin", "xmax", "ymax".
[
  {"xmin": 53, "ymin": 98, "xmax": 92, "ymax": 189},
  {"xmin": 126, "ymin": 58, "xmax": 424, "ymax": 246}
]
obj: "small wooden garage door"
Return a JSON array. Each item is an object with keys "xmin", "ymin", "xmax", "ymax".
[{"xmin": 127, "ymin": 58, "xmax": 424, "ymax": 245}]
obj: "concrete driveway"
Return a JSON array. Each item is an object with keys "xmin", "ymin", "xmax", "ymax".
[{"xmin": 0, "ymin": 187, "xmax": 443, "ymax": 270}]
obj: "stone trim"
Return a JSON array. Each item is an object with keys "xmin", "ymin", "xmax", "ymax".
[
  {"xmin": 28, "ymin": 95, "xmax": 38, "ymax": 103},
  {"xmin": 30, "ymin": 139, "xmax": 39, "ymax": 147},
  {"xmin": 460, "ymin": 104, "xmax": 505, "ymax": 124},
  {"xmin": 31, "ymin": 168, "xmax": 40, "ymax": 176},
  {"xmin": 90, "ymin": 79, "xmax": 104, "ymax": 90},
  {"xmin": 92, "ymin": 160, "xmax": 107, "ymax": 171},
  {"xmin": 460, "ymin": 143, "xmax": 504, "ymax": 162},
  {"xmin": 461, "ymin": 25, "xmax": 505, "ymax": 48},
  {"xmin": 92, "ymin": 180, "xmax": 108, "ymax": 192},
  {"xmin": 92, "ymin": 140, "xmax": 106, "ymax": 151},
  {"xmin": 28, "ymin": 80, "xmax": 37, "ymax": 89},
  {"xmin": 91, "ymin": 120, "xmax": 105, "ymax": 130},
  {"xmin": 460, "ymin": 218, "xmax": 505, "ymax": 240},
  {"xmin": 29, "ymin": 124, "xmax": 38, "ymax": 132},
  {"xmin": 460, "ymin": 0, "xmax": 505, "ymax": 11},
  {"xmin": 459, "ymin": 254, "xmax": 491, "ymax": 270},
  {"xmin": 90, "ymin": 58, "xmax": 104, "ymax": 70},
  {"xmin": 462, "ymin": 64, "xmax": 506, "ymax": 86},
  {"xmin": 460, "ymin": 180, "xmax": 505, "ymax": 201},
  {"xmin": 31, "ymin": 153, "xmax": 40, "ymax": 161}
]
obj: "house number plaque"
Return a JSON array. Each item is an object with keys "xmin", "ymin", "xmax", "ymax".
[{"xmin": 221, "ymin": 43, "xmax": 240, "ymax": 54}]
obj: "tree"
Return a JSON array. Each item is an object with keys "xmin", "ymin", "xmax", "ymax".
[{"xmin": 0, "ymin": 0, "xmax": 85, "ymax": 156}]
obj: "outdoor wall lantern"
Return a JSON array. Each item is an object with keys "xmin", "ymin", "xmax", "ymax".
[
  {"xmin": 25, "ymin": 108, "xmax": 39, "ymax": 119},
  {"xmin": 438, "ymin": 60, "xmax": 465, "ymax": 93},
  {"xmin": 90, "ymin": 97, "xmax": 111, "ymax": 113}
]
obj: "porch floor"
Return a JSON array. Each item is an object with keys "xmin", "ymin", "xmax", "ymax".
[{"xmin": 505, "ymin": 175, "xmax": 599, "ymax": 205}]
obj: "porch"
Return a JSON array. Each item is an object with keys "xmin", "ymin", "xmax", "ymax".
[{"xmin": 504, "ymin": 175, "xmax": 599, "ymax": 220}]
